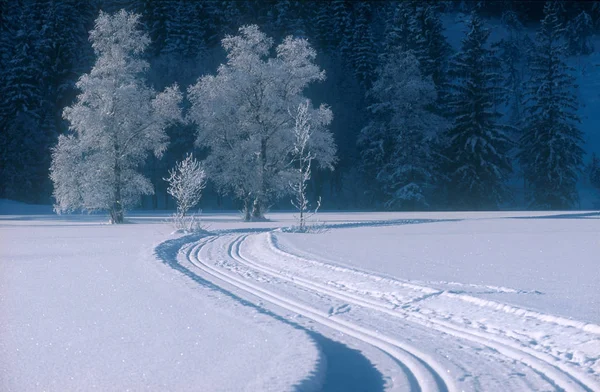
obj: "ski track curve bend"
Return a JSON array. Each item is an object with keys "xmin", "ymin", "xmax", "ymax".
[
  {"xmin": 185, "ymin": 235, "xmax": 455, "ymax": 392},
  {"xmin": 257, "ymin": 232, "xmax": 600, "ymax": 392},
  {"xmin": 182, "ymin": 230, "xmax": 599, "ymax": 392}
]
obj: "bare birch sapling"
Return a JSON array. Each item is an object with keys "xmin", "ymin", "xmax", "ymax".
[
  {"xmin": 165, "ymin": 154, "xmax": 206, "ymax": 230},
  {"xmin": 290, "ymin": 101, "xmax": 316, "ymax": 231}
]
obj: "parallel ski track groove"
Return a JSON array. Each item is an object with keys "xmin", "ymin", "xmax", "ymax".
[
  {"xmin": 257, "ymin": 232, "xmax": 599, "ymax": 392},
  {"xmin": 186, "ymin": 235, "xmax": 452, "ymax": 392}
]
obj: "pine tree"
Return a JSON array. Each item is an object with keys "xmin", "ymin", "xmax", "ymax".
[
  {"xmin": 381, "ymin": 2, "xmax": 452, "ymax": 111},
  {"xmin": 495, "ymin": 9, "xmax": 528, "ymax": 131},
  {"xmin": 381, "ymin": 1, "xmax": 417, "ymax": 58},
  {"xmin": 519, "ymin": 1, "xmax": 584, "ymax": 209},
  {"xmin": 331, "ymin": 0, "xmax": 351, "ymax": 52},
  {"xmin": 270, "ymin": 0, "xmax": 306, "ymax": 39},
  {"xmin": 156, "ymin": 0, "xmax": 207, "ymax": 59},
  {"xmin": 566, "ymin": 10, "xmax": 594, "ymax": 56},
  {"xmin": 350, "ymin": 2, "xmax": 377, "ymax": 88},
  {"xmin": 0, "ymin": 0, "xmax": 48, "ymax": 201},
  {"xmin": 443, "ymin": 13, "xmax": 513, "ymax": 209},
  {"xmin": 311, "ymin": 1, "xmax": 332, "ymax": 50},
  {"xmin": 359, "ymin": 50, "xmax": 445, "ymax": 209},
  {"xmin": 413, "ymin": 3, "xmax": 452, "ymax": 98}
]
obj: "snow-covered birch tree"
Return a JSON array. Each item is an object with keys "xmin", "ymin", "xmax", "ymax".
[
  {"xmin": 49, "ymin": 10, "xmax": 183, "ymax": 223},
  {"xmin": 187, "ymin": 25, "xmax": 336, "ymax": 221},
  {"xmin": 290, "ymin": 101, "xmax": 315, "ymax": 231}
]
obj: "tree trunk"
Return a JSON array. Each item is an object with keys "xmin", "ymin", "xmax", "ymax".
[
  {"xmin": 252, "ymin": 138, "xmax": 268, "ymax": 220},
  {"xmin": 110, "ymin": 159, "xmax": 124, "ymax": 224},
  {"xmin": 297, "ymin": 161, "xmax": 307, "ymax": 231},
  {"xmin": 243, "ymin": 196, "xmax": 252, "ymax": 221},
  {"xmin": 151, "ymin": 156, "xmax": 158, "ymax": 210},
  {"xmin": 251, "ymin": 197, "xmax": 262, "ymax": 220}
]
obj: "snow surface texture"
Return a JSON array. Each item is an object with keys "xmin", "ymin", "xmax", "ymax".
[
  {"xmin": 0, "ymin": 204, "xmax": 320, "ymax": 392},
  {"xmin": 2, "ymin": 203, "xmax": 599, "ymax": 391}
]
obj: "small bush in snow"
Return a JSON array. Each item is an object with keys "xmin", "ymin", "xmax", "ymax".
[
  {"xmin": 165, "ymin": 153, "xmax": 207, "ymax": 232},
  {"xmin": 284, "ymin": 196, "xmax": 328, "ymax": 234}
]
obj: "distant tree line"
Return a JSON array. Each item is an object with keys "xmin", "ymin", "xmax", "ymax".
[{"xmin": 1, "ymin": 0, "xmax": 599, "ymax": 211}]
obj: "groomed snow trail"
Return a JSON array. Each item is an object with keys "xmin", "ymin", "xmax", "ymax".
[
  {"xmin": 185, "ymin": 237, "xmax": 452, "ymax": 392},
  {"xmin": 181, "ymin": 227, "xmax": 600, "ymax": 392}
]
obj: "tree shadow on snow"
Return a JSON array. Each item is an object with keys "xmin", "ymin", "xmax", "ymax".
[
  {"xmin": 300, "ymin": 333, "xmax": 387, "ymax": 392},
  {"xmin": 154, "ymin": 233, "xmax": 386, "ymax": 392}
]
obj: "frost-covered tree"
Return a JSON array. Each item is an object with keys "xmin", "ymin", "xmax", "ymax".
[
  {"xmin": 165, "ymin": 153, "xmax": 207, "ymax": 230},
  {"xmin": 443, "ymin": 13, "xmax": 513, "ymax": 209},
  {"xmin": 519, "ymin": 1, "xmax": 584, "ymax": 209},
  {"xmin": 188, "ymin": 25, "xmax": 336, "ymax": 221},
  {"xmin": 359, "ymin": 50, "xmax": 445, "ymax": 209},
  {"xmin": 290, "ymin": 101, "xmax": 316, "ymax": 231},
  {"xmin": 50, "ymin": 10, "xmax": 182, "ymax": 223}
]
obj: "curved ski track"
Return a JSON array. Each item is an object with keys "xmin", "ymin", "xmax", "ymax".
[{"xmin": 181, "ymin": 232, "xmax": 599, "ymax": 392}]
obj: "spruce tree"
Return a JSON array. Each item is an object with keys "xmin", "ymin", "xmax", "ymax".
[
  {"xmin": 566, "ymin": 9, "xmax": 594, "ymax": 56},
  {"xmin": 350, "ymin": 2, "xmax": 377, "ymax": 88},
  {"xmin": 0, "ymin": 1, "xmax": 48, "ymax": 201},
  {"xmin": 381, "ymin": 0, "xmax": 419, "ymax": 56},
  {"xmin": 413, "ymin": 3, "xmax": 452, "ymax": 101},
  {"xmin": 382, "ymin": 2, "xmax": 451, "ymax": 112},
  {"xmin": 443, "ymin": 13, "xmax": 512, "ymax": 209},
  {"xmin": 359, "ymin": 50, "xmax": 444, "ymax": 210},
  {"xmin": 495, "ymin": 9, "xmax": 527, "ymax": 128},
  {"xmin": 331, "ymin": 0, "xmax": 351, "ymax": 52},
  {"xmin": 519, "ymin": 1, "xmax": 584, "ymax": 209}
]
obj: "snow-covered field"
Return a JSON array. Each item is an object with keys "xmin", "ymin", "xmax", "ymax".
[{"xmin": 1, "ymin": 202, "xmax": 599, "ymax": 391}]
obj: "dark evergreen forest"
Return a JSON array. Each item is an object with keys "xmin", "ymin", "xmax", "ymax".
[{"xmin": 2, "ymin": 0, "xmax": 599, "ymax": 211}]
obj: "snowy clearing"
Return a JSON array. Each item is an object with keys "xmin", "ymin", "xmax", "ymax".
[
  {"xmin": 1, "ymin": 204, "xmax": 599, "ymax": 391},
  {"xmin": 0, "ymin": 210, "xmax": 320, "ymax": 392}
]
